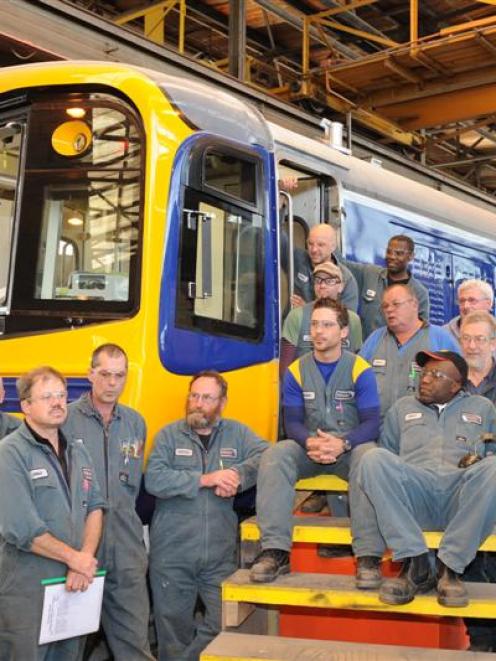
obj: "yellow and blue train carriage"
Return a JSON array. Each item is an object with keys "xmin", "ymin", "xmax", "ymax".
[{"xmin": 0, "ymin": 61, "xmax": 280, "ymax": 448}]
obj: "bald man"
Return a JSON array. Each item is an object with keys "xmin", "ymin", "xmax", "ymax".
[{"xmin": 292, "ymin": 224, "xmax": 358, "ymax": 312}]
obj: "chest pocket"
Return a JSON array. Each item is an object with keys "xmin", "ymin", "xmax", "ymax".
[
  {"xmin": 118, "ymin": 456, "xmax": 142, "ymax": 489},
  {"xmin": 399, "ymin": 417, "xmax": 429, "ymax": 457},
  {"xmin": 32, "ymin": 471, "xmax": 63, "ymax": 519},
  {"xmin": 219, "ymin": 447, "xmax": 239, "ymax": 469}
]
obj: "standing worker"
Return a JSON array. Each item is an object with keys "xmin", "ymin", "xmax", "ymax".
[
  {"xmin": 146, "ymin": 370, "xmax": 267, "ymax": 660},
  {"xmin": 0, "ymin": 375, "xmax": 20, "ymax": 438},
  {"xmin": 63, "ymin": 344, "xmax": 153, "ymax": 660},
  {"xmin": 0, "ymin": 366, "xmax": 104, "ymax": 659}
]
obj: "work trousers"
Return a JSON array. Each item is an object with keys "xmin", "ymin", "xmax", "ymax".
[
  {"xmin": 256, "ymin": 440, "xmax": 385, "ymax": 557},
  {"xmin": 150, "ymin": 557, "xmax": 235, "ymax": 660},
  {"xmin": 358, "ymin": 449, "xmax": 496, "ymax": 573}
]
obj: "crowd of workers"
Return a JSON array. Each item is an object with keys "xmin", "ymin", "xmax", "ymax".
[{"xmin": 1, "ymin": 223, "xmax": 496, "ymax": 660}]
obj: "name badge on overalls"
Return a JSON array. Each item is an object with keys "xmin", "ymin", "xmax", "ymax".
[
  {"xmin": 297, "ymin": 272, "xmax": 309, "ymax": 283},
  {"xmin": 303, "ymin": 391, "xmax": 315, "ymax": 400},
  {"xmin": 364, "ymin": 289, "xmax": 376, "ymax": 301}
]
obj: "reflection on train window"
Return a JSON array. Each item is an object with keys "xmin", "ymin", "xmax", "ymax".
[
  {"xmin": 178, "ymin": 187, "xmax": 264, "ymax": 342},
  {"xmin": 0, "ymin": 121, "xmax": 22, "ymax": 308},
  {"xmin": 204, "ymin": 150, "xmax": 257, "ymax": 205},
  {"xmin": 13, "ymin": 94, "xmax": 143, "ymax": 315}
]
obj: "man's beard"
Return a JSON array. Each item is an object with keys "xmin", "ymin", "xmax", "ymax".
[{"xmin": 186, "ymin": 405, "xmax": 220, "ymax": 430}]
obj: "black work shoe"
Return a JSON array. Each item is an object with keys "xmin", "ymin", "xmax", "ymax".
[
  {"xmin": 301, "ymin": 492, "xmax": 327, "ymax": 513},
  {"xmin": 379, "ymin": 553, "xmax": 436, "ymax": 605},
  {"xmin": 317, "ymin": 544, "xmax": 353, "ymax": 559},
  {"xmin": 249, "ymin": 549, "xmax": 290, "ymax": 583},
  {"xmin": 468, "ymin": 642, "xmax": 493, "ymax": 652},
  {"xmin": 436, "ymin": 561, "xmax": 469, "ymax": 607},
  {"xmin": 356, "ymin": 556, "xmax": 382, "ymax": 590}
]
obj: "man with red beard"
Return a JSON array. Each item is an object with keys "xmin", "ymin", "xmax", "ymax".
[{"xmin": 146, "ymin": 371, "xmax": 267, "ymax": 660}]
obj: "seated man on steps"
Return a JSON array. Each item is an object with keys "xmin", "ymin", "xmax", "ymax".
[
  {"xmin": 355, "ymin": 350, "xmax": 496, "ymax": 607},
  {"xmin": 250, "ymin": 297, "xmax": 381, "ymax": 583}
]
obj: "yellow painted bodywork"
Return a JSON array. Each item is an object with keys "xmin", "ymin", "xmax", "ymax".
[{"xmin": 0, "ymin": 62, "xmax": 280, "ymax": 453}]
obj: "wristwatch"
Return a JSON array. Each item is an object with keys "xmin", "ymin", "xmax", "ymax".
[{"xmin": 342, "ymin": 439, "xmax": 352, "ymax": 452}]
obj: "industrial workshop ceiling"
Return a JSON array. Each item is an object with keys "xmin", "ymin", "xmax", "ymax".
[{"xmin": 2, "ymin": 1, "xmax": 496, "ymax": 197}]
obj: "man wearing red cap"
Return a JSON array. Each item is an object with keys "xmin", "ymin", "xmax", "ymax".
[{"xmin": 354, "ymin": 350, "xmax": 496, "ymax": 607}]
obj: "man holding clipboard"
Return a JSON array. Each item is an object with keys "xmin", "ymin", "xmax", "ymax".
[{"xmin": 0, "ymin": 366, "xmax": 105, "ymax": 660}]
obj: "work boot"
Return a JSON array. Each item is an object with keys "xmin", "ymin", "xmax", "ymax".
[
  {"xmin": 249, "ymin": 549, "xmax": 290, "ymax": 583},
  {"xmin": 379, "ymin": 553, "xmax": 436, "ymax": 605},
  {"xmin": 436, "ymin": 560, "xmax": 469, "ymax": 607},
  {"xmin": 301, "ymin": 492, "xmax": 327, "ymax": 513},
  {"xmin": 356, "ymin": 556, "xmax": 382, "ymax": 590}
]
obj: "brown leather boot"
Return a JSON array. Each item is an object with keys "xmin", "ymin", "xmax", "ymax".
[
  {"xmin": 379, "ymin": 553, "xmax": 436, "ymax": 605},
  {"xmin": 356, "ymin": 556, "xmax": 382, "ymax": 590},
  {"xmin": 436, "ymin": 560, "xmax": 468, "ymax": 607}
]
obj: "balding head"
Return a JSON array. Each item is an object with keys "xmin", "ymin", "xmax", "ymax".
[{"xmin": 307, "ymin": 224, "xmax": 337, "ymax": 266}]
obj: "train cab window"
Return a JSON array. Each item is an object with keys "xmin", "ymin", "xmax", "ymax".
[
  {"xmin": 7, "ymin": 93, "xmax": 143, "ymax": 329},
  {"xmin": 0, "ymin": 122, "xmax": 22, "ymax": 309},
  {"xmin": 177, "ymin": 144, "xmax": 264, "ymax": 341}
]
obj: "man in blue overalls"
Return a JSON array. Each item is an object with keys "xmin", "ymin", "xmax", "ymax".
[{"xmin": 0, "ymin": 366, "xmax": 104, "ymax": 660}]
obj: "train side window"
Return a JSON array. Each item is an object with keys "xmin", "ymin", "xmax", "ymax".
[
  {"xmin": 177, "ymin": 147, "xmax": 264, "ymax": 341},
  {"xmin": 11, "ymin": 93, "xmax": 143, "ymax": 320},
  {"xmin": 0, "ymin": 121, "xmax": 22, "ymax": 309}
]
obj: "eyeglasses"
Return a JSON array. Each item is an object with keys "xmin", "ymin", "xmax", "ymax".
[
  {"xmin": 458, "ymin": 297, "xmax": 489, "ymax": 306},
  {"xmin": 460, "ymin": 334, "xmax": 493, "ymax": 346},
  {"xmin": 381, "ymin": 298, "xmax": 413, "ymax": 311},
  {"xmin": 28, "ymin": 391, "xmax": 67, "ymax": 403},
  {"xmin": 420, "ymin": 369, "xmax": 458, "ymax": 383},
  {"xmin": 314, "ymin": 276, "xmax": 341, "ymax": 286},
  {"xmin": 310, "ymin": 320, "xmax": 339, "ymax": 329},
  {"xmin": 93, "ymin": 370, "xmax": 127, "ymax": 380},
  {"xmin": 386, "ymin": 248, "xmax": 410, "ymax": 257},
  {"xmin": 188, "ymin": 392, "xmax": 220, "ymax": 404}
]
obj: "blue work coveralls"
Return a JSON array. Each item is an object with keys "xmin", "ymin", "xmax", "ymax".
[
  {"xmin": 0, "ymin": 423, "xmax": 105, "ymax": 660},
  {"xmin": 146, "ymin": 418, "xmax": 267, "ymax": 661},
  {"xmin": 357, "ymin": 392, "xmax": 496, "ymax": 572},
  {"xmin": 63, "ymin": 394, "xmax": 153, "ymax": 661}
]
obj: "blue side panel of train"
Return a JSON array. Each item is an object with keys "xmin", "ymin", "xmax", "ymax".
[{"xmin": 342, "ymin": 198, "xmax": 496, "ymax": 325}]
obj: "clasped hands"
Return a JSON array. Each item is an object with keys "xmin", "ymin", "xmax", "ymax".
[
  {"xmin": 306, "ymin": 429, "xmax": 346, "ymax": 464},
  {"xmin": 200, "ymin": 468, "xmax": 240, "ymax": 498}
]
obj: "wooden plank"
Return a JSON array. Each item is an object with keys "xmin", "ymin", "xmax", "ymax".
[
  {"xmin": 222, "ymin": 600, "xmax": 256, "ymax": 628},
  {"xmin": 202, "ymin": 632, "xmax": 494, "ymax": 660},
  {"xmin": 240, "ymin": 516, "xmax": 496, "ymax": 551},
  {"xmin": 222, "ymin": 570, "xmax": 496, "ymax": 619}
]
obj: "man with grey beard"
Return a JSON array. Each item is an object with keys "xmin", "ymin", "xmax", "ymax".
[{"xmin": 146, "ymin": 370, "xmax": 267, "ymax": 660}]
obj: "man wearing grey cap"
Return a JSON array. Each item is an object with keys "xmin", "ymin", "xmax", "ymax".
[{"xmin": 354, "ymin": 350, "xmax": 496, "ymax": 607}]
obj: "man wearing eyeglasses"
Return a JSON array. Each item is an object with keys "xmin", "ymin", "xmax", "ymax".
[
  {"xmin": 0, "ymin": 366, "xmax": 104, "ymax": 659},
  {"xmin": 292, "ymin": 223, "xmax": 359, "ymax": 312},
  {"xmin": 250, "ymin": 298, "xmax": 381, "ymax": 586},
  {"xmin": 146, "ymin": 370, "xmax": 267, "ymax": 660},
  {"xmin": 63, "ymin": 344, "xmax": 154, "ymax": 660},
  {"xmin": 458, "ymin": 311, "xmax": 496, "ymax": 650},
  {"xmin": 360, "ymin": 283, "xmax": 459, "ymax": 419},
  {"xmin": 355, "ymin": 350, "xmax": 496, "ymax": 608},
  {"xmin": 444, "ymin": 279, "xmax": 494, "ymax": 350},
  {"xmin": 345, "ymin": 235, "xmax": 429, "ymax": 339}
]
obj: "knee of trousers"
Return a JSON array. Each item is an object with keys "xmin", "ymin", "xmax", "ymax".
[
  {"xmin": 258, "ymin": 439, "xmax": 305, "ymax": 477},
  {"xmin": 358, "ymin": 447, "xmax": 397, "ymax": 486}
]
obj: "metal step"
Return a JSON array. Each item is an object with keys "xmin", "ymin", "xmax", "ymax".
[
  {"xmin": 202, "ymin": 632, "xmax": 493, "ymax": 660},
  {"xmin": 222, "ymin": 570, "xmax": 496, "ymax": 626},
  {"xmin": 240, "ymin": 516, "xmax": 496, "ymax": 551}
]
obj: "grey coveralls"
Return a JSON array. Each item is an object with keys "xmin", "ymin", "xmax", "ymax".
[
  {"xmin": 362, "ymin": 325, "xmax": 438, "ymax": 419},
  {"xmin": 63, "ymin": 394, "xmax": 153, "ymax": 661},
  {"xmin": 0, "ymin": 422, "xmax": 105, "ymax": 661},
  {"xmin": 357, "ymin": 392, "xmax": 496, "ymax": 572},
  {"xmin": 146, "ymin": 418, "xmax": 267, "ymax": 661},
  {"xmin": 293, "ymin": 249, "xmax": 359, "ymax": 312},
  {"xmin": 257, "ymin": 351, "xmax": 382, "ymax": 557},
  {"xmin": 0, "ymin": 411, "xmax": 20, "ymax": 439},
  {"xmin": 345, "ymin": 262, "xmax": 430, "ymax": 339}
]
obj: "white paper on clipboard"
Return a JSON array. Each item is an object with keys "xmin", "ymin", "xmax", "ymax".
[{"xmin": 39, "ymin": 575, "xmax": 105, "ymax": 645}]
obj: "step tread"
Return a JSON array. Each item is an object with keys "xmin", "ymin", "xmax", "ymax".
[
  {"xmin": 202, "ymin": 632, "xmax": 493, "ymax": 660},
  {"xmin": 296, "ymin": 475, "xmax": 348, "ymax": 491},
  {"xmin": 223, "ymin": 569, "xmax": 496, "ymax": 618},
  {"xmin": 240, "ymin": 516, "xmax": 496, "ymax": 551}
]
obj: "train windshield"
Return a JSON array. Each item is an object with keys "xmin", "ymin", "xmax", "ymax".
[{"xmin": 0, "ymin": 91, "xmax": 144, "ymax": 333}]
